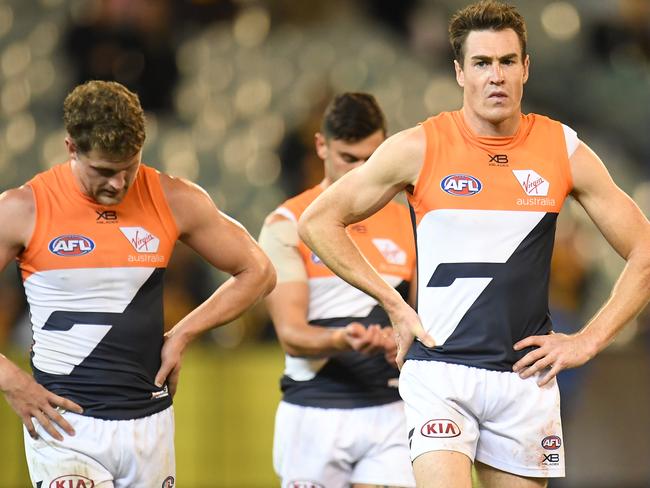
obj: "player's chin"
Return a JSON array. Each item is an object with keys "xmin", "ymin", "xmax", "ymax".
[
  {"xmin": 96, "ymin": 191, "xmax": 126, "ymax": 205},
  {"xmin": 482, "ymin": 105, "xmax": 515, "ymax": 124}
]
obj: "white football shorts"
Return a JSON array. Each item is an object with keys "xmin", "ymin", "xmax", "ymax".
[
  {"xmin": 399, "ymin": 360, "xmax": 565, "ymax": 478},
  {"xmin": 273, "ymin": 400, "xmax": 415, "ymax": 487},
  {"xmin": 24, "ymin": 406, "xmax": 175, "ymax": 488}
]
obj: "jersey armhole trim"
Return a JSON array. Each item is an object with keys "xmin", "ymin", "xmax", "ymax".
[
  {"xmin": 275, "ymin": 206, "xmax": 297, "ymax": 223},
  {"xmin": 410, "ymin": 120, "xmax": 436, "ymax": 213},
  {"xmin": 22, "ymin": 183, "xmax": 40, "ymax": 251},
  {"xmin": 561, "ymin": 124, "xmax": 578, "ymax": 194},
  {"xmin": 149, "ymin": 167, "xmax": 180, "ymax": 242}
]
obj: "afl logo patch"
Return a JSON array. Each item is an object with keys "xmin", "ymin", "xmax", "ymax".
[
  {"xmin": 441, "ymin": 174, "xmax": 482, "ymax": 196},
  {"xmin": 48, "ymin": 235, "xmax": 95, "ymax": 256},
  {"xmin": 162, "ymin": 476, "xmax": 175, "ymax": 487},
  {"xmin": 541, "ymin": 435, "xmax": 562, "ymax": 450}
]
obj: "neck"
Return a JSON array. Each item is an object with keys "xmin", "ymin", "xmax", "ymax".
[
  {"xmin": 319, "ymin": 177, "xmax": 333, "ymax": 190},
  {"xmin": 461, "ymin": 107, "xmax": 521, "ymax": 137}
]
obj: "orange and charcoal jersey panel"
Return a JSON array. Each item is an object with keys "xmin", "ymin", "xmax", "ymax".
[
  {"xmin": 406, "ymin": 110, "xmax": 576, "ymax": 371},
  {"xmin": 17, "ymin": 162, "xmax": 179, "ymax": 420},
  {"xmin": 276, "ymin": 185, "xmax": 415, "ymax": 408}
]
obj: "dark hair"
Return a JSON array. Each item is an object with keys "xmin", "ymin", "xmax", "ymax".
[
  {"xmin": 449, "ymin": 0, "xmax": 527, "ymax": 65},
  {"xmin": 63, "ymin": 80, "xmax": 146, "ymax": 159},
  {"xmin": 321, "ymin": 93, "xmax": 386, "ymax": 142}
]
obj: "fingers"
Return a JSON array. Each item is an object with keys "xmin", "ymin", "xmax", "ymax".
[
  {"xmin": 31, "ymin": 408, "xmax": 64, "ymax": 441},
  {"xmin": 22, "ymin": 415, "xmax": 37, "ymax": 440},
  {"xmin": 537, "ymin": 363, "xmax": 561, "ymax": 387},
  {"xmin": 512, "ymin": 348, "xmax": 547, "ymax": 373},
  {"xmin": 396, "ymin": 332, "xmax": 415, "ymax": 370},
  {"xmin": 54, "ymin": 395, "xmax": 83, "ymax": 415},
  {"xmin": 513, "ymin": 335, "xmax": 543, "ymax": 351},
  {"xmin": 167, "ymin": 365, "xmax": 181, "ymax": 398}
]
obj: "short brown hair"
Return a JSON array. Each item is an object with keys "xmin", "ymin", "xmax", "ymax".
[
  {"xmin": 449, "ymin": 1, "xmax": 527, "ymax": 65},
  {"xmin": 63, "ymin": 80, "xmax": 145, "ymax": 159},
  {"xmin": 321, "ymin": 93, "xmax": 386, "ymax": 143}
]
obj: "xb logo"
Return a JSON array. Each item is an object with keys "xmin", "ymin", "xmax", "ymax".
[
  {"xmin": 488, "ymin": 154, "xmax": 508, "ymax": 164},
  {"xmin": 96, "ymin": 210, "xmax": 118, "ymax": 221},
  {"xmin": 543, "ymin": 453, "xmax": 560, "ymax": 463}
]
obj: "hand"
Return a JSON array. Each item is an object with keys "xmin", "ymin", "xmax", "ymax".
[
  {"xmin": 381, "ymin": 327, "xmax": 398, "ymax": 367},
  {"xmin": 513, "ymin": 332, "xmax": 596, "ymax": 386},
  {"xmin": 154, "ymin": 330, "xmax": 188, "ymax": 398},
  {"xmin": 2, "ymin": 364, "xmax": 83, "ymax": 441},
  {"xmin": 343, "ymin": 322, "xmax": 386, "ymax": 355},
  {"xmin": 388, "ymin": 303, "xmax": 435, "ymax": 369}
]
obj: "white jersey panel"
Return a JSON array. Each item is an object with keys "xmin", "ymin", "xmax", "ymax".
[
  {"xmin": 25, "ymin": 267, "xmax": 155, "ymax": 375},
  {"xmin": 561, "ymin": 124, "xmax": 579, "ymax": 158},
  {"xmin": 307, "ymin": 274, "xmax": 403, "ymax": 321},
  {"xmin": 417, "ymin": 209, "xmax": 545, "ymax": 345},
  {"xmin": 284, "ymin": 355, "xmax": 329, "ymax": 381}
]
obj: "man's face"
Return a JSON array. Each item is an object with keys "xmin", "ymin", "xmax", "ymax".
[
  {"xmin": 315, "ymin": 129, "xmax": 385, "ymax": 184},
  {"xmin": 67, "ymin": 138, "xmax": 141, "ymax": 206},
  {"xmin": 454, "ymin": 28, "xmax": 529, "ymax": 127}
]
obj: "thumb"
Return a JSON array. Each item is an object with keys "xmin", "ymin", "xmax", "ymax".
[
  {"xmin": 412, "ymin": 323, "xmax": 436, "ymax": 348},
  {"xmin": 345, "ymin": 322, "xmax": 365, "ymax": 337},
  {"xmin": 154, "ymin": 361, "xmax": 171, "ymax": 388}
]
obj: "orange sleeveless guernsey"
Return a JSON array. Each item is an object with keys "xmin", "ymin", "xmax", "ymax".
[
  {"xmin": 276, "ymin": 185, "xmax": 415, "ymax": 408},
  {"xmin": 18, "ymin": 162, "xmax": 179, "ymax": 420},
  {"xmin": 406, "ymin": 111, "xmax": 574, "ymax": 370}
]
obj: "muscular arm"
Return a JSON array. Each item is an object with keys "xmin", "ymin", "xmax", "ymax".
[
  {"xmin": 260, "ymin": 214, "xmax": 386, "ymax": 357},
  {"xmin": 0, "ymin": 187, "xmax": 83, "ymax": 440},
  {"xmin": 514, "ymin": 142, "xmax": 650, "ymax": 384},
  {"xmin": 298, "ymin": 127, "xmax": 435, "ymax": 366},
  {"xmin": 155, "ymin": 175, "xmax": 276, "ymax": 393}
]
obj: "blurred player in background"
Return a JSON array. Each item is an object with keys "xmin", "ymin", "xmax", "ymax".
[
  {"xmin": 260, "ymin": 93, "xmax": 416, "ymax": 488},
  {"xmin": 299, "ymin": 2, "xmax": 650, "ymax": 488},
  {"xmin": 0, "ymin": 80, "xmax": 275, "ymax": 487}
]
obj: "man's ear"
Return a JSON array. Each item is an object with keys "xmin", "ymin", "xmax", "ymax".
[
  {"xmin": 64, "ymin": 136, "xmax": 77, "ymax": 158},
  {"xmin": 314, "ymin": 132, "xmax": 328, "ymax": 160},
  {"xmin": 454, "ymin": 59, "xmax": 465, "ymax": 88},
  {"xmin": 523, "ymin": 54, "xmax": 530, "ymax": 84}
]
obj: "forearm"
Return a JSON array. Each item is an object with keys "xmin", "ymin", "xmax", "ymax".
[
  {"xmin": 0, "ymin": 353, "xmax": 21, "ymax": 393},
  {"xmin": 280, "ymin": 324, "xmax": 348, "ymax": 357},
  {"xmin": 299, "ymin": 218, "xmax": 403, "ymax": 312},
  {"xmin": 580, "ymin": 249, "xmax": 650, "ymax": 354},
  {"xmin": 167, "ymin": 264, "xmax": 275, "ymax": 346}
]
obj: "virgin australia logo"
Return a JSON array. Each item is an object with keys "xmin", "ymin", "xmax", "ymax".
[
  {"xmin": 119, "ymin": 227, "xmax": 160, "ymax": 253},
  {"xmin": 512, "ymin": 169, "xmax": 549, "ymax": 196}
]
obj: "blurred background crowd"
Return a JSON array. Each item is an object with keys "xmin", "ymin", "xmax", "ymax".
[{"xmin": 0, "ymin": 0, "xmax": 648, "ymax": 486}]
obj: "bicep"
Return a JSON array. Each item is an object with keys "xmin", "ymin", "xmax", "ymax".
[
  {"xmin": 0, "ymin": 187, "xmax": 34, "ymax": 271},
  {"xmin": 171, "ymin": 182, "xmax": 268, "ymax": 275},
  {"xmin": 570, "ymin": 142, "xmax": 650, "ymax": 259},
  {"xmin": 303, "ymin": 127, "xmax": 425, "ymax": 226}
]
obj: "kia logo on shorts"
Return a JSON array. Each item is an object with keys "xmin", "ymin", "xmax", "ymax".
[
  {"xmin": 49, "ymin": 474, "xmax": 95, "ymax": 488},
  {"xmin": 541, "ymin": 435, "xmax": 562, "ymax": 450},
  {"xmin": 48, "ymin": 235, "xmax": 95, "ymax": 256},
  {"xmin": 420, "ymin": 419, "xmax": 461, "ymax": 438},
  {"xmin": 440, "ymin": 174, "xmax": 483, "ymax": 196}
]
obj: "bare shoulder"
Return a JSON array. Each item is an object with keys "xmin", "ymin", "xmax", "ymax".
[
  {"xmin": 158, "ymin": 173, "xmax": 220, "ymax": 236},
  {"xmin": 0, "ymin": 185, "xmax": 35, "ymax": 247},
  {"xmin": 158, "ymin": 173, "xmax": 212, "ymax": 208},
  {"xmin": 363, "ymin": 125, "xmax": 426, "ymax": 187}
]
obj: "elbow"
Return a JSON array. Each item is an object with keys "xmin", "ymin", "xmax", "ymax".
[
  {"xmin": 260, "ymin": 258, "xmax": 277, "ymax": 297},
  {"xmin": 297, "ymin": 212, "xmax": 314, "ymax": 248}
]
